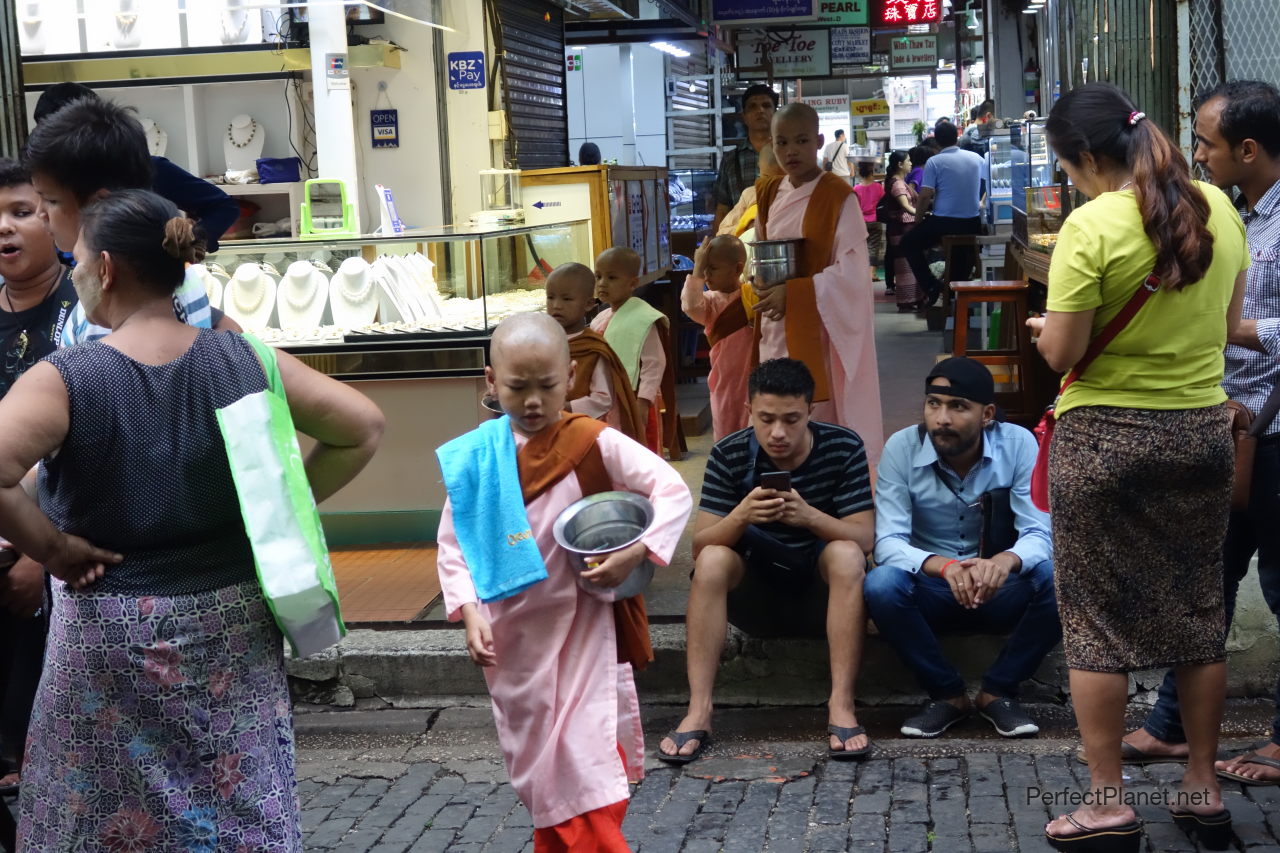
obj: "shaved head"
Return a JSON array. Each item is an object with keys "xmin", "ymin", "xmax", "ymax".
[
  {"xmin": 596, "ymin": 246, "xmax": 641, "ymax": 277},
  {"xmin": 546, "ymin": 262, "xmax": 595, "ymax": 299},
  {"xmin": 708, "ymin": 234, "xmax": 746, "ymax": 265},
  {"xmin": 773, "ymin": 102, "xmax": 820, "ymax": 135},
  {"xmin": 489, "ymin": 312, "xmax": 570, "ymax": 373},
  {"xmin": 758, "ymin": 143, "xmax": 782, "ymax": 177}
]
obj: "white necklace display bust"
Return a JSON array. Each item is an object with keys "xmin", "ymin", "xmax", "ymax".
[
  {"xmin": 20, "ymin": 1, "xmax": 44, "ymax": 55},
  {"xmin": 224, "ymin": 113, "xmax": 265, "ymax": 174},
  {"xmin": 329, "ymin": 257, "xmax": 379, "ymax": 329},
  {"xmin": 139, "ymin": 117, "xmax": 168, "ymax": 157},
  {"xmin": 276, "ymin": 261, "xmax": 329, "ymax": 329},
  {"xmin": 224, "ymin": 263, "xmax": 276, "ymax": 329},
  {"xmin": 221, "ymin": 0, "xmax": 250, "ymax": 45},
  {"xmin": 113, "ymin": 0, "xmax": 142, "ymax": 49}
]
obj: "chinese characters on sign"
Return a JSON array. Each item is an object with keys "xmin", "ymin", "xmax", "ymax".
[{"xmin": 875, "ymin": 0, "xmax": 940, "ymax": 26}]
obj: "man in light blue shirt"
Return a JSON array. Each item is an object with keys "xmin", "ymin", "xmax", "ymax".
[
  {"xmin": 866, "ymin": 357, "xmax": 1060, "ymax": 739},
  {"xmin": 899, "ymin": 121, "xmax": 987, "ymax": 304}
]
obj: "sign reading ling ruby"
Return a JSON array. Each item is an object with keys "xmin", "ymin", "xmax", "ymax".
[{"xmin": 875, "ymin": 0, "xmax": 940, "ymax": 25}]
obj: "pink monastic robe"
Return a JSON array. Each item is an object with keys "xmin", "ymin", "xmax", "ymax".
[
  {"xmin": 757, "ymin": 175, "xmax": 885, "ymax": 467},
  {"xmin": 681, "ymin": 273, "xmax": 752, "ymax": 440},
  {"xmin": 436, "ymin": 427, "xmax": 692, "ymax": 829}
]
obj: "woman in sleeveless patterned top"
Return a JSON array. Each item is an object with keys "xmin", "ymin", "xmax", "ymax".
[{"xmin": 0, "ymin": 190, "xmax": 384, "ymax": 852}]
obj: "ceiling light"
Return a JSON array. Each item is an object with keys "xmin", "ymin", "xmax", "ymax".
[{"xmin": 650, "ymin": 41, "xmax": 691, "ymax": 58}]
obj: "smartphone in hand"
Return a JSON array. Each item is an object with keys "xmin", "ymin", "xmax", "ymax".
[{"xmin": 760, "ymin": 470, "xmax": 792, "ymax": 492}]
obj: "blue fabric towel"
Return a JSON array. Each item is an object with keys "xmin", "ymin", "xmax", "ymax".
[{"xmin": 436, "ymin": 416, "xmax": 547, "ymax": 603}]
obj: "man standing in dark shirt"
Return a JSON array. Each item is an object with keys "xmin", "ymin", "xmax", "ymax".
[
  {"xmin": 711, "ymin": 84, "xmax": 778, "ymax": 233},
  {"xmin": 33, "ymin": 82, "xmax": 240, "ymax": 253},
  {"xmin": 0, "ymin": 159, "xmax": 75, "ymax": 798}
]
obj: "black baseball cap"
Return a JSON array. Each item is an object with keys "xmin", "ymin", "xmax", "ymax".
[{"xmin": 926, "ymin": 357, "xmax": 996, "ymax": 405}]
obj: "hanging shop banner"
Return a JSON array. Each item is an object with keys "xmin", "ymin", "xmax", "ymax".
[
  {"xmin": 874, "ymin": 0, "xmax": 941, "ymax": 27},
  {"xmin": 799, "ymin": 94, "xmax": 851, "ymax": 122},
  {"xmin": 713, "ymin": 0, "xmax": 815, "ymax": 23},
  {"xmin": 851, "ymin": 98, "xmax": 891, "ymax": 116},
  {"xmin": 890, "ymin": 33, "xmax": 937, "ymax": 69},
  {"xmin": 736, "ymin": 29, "xmax": 831, "ymax": 78},
  {"xmin": 816, "ymin": 0, "xmax": 869, "ymax": 25},
  {"xmin": 370, "ymin": 109, "xmax": 399, "ymax": 148},
  {"xmin": 830, "ymin": 26, "xmax": 871, "ymax": 64},
  {"xmin": 447, "ymin": 51, "xmax": 485, "ymax": 90}
]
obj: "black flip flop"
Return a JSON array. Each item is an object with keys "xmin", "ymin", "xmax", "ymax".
[
  {"xmin": 1171, "ymin": 808, "xmax": 1232, "ymax": 851},
  {"xmin": 656, "ymin": 730, "xmax": 711, "ymax": 766},
  {"xmin": 1045, "ymin": 813, "xmax": 1142, "ymax": 852},
  {"xmin": 827, "ymin": 724, "xmax": 871, "ymax": 761},
  {"xmin": 1218, "ymin": 752, "xmax": 1280, "ymax": 786}
]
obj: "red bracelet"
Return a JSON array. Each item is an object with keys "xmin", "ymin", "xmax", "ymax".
[{"xmin": 940, "ymin": 559, "xmax": 959, "ymax": 578}]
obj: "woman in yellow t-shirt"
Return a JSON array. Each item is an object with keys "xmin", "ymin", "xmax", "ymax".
[{"xmin": 1029, "ymin": 83, "xmax": 1248, "ymax": 853}]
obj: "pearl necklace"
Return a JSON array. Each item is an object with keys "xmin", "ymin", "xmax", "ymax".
[
  {"xmin": 226, "ymin": 119, "xmax": 259, "ymax": 149},
  {"xmin": 281, "ymin": 273, "xmax": 321, "ymax": 311},
  {"xmin": 229, "ymin": 274, "xmax": 267, "ymax": 314},
  {"xmin": 333, "ymin": 269, "xmax": 374, "ymax": 304}
]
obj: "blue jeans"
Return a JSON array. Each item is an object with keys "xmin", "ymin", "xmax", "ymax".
[
  {"xmin": 864, "ymin": 560, "xmax": 1062, "ymax": 700},
  {"xmin": 1143, "ymin": 439, "xmax": 1280, "ymax": 746}
]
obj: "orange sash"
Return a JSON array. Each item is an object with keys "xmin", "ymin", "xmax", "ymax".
[
  {"xmin": 752, "ymin": 171, "xmax": 853, "ymax": 403},
  {"xmin": 706, "ymin": 290, "xmax": 750, "ymax": 347},
  {"xmin": 517, "ymin": 413, "xmax": 654, "ymax": 669},
  {"xmin": 567, "ymin": 329, "xmax": 647, "ymax": 444}
]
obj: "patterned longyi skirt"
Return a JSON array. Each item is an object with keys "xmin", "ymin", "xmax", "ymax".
[
  {"xmin": 1048, "ymin": 404, "xmax": 1233, "ymax": 673},
  {"xmin": 18, "ymin": 579, "xmax": 301, "ymax": 852}
]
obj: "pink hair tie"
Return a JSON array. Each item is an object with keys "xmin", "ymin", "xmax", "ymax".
[{"xmin": 1128, "ymin": 111, "xmax": 1146, "ymax": 126}]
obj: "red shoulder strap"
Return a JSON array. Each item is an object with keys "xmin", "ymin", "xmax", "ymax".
[{"xmin": 1057, "ymin": 274, "xmax": 1160, "ymax": 398}]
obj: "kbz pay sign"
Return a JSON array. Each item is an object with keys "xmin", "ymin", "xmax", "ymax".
[{"xmin": 447, "ymin": 51, "xmax": 485, "ymax": 90}]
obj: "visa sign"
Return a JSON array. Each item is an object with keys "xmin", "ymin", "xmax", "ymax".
[{"xmin": 448, "ymin": 51, "xmax": 485, "ymax": 90}]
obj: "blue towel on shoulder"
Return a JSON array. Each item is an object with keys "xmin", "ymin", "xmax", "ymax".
[{"xmin": 436, "ymin": 416, "xmax": 547, "ymax": 603}]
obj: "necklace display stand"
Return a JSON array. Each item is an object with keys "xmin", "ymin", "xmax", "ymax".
[
  {"xmin": 329, "ymin": 257, "xmax": 379, "ymax": 329},
  {"xmin": 275, "ymin": 261, "xmax": 329, "ymax": 329},
  {"xmin": 188, "ymin": 264, "xmax": 222, "ymax": 310},
  {"xmin": 223, "ymin": 113, "xmax": 265, "ymax": 175},
  {"xmin": 20, "ymin": 1, "xmax": 44, "ymax": 54},
  {"xmin": 113, "ymin": 0, "xmax": 141, "ymax": 49},
  {"xmin": 221, "ymin": 0, "xmax": 250, "ymax": 45},
  {"xmin": 140, "ymin": 117, "xmax": 168, "ymax": 157},
  {"xmin": 224, "ymin": 263, "xmax": 276, "ymax": 329}
]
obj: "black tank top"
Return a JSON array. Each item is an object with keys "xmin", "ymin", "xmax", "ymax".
[{"xmin": 40, "ymin": 329, "xmax": 269, "ymax": 595}]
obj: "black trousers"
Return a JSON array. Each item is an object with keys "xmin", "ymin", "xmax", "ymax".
[
  {"xmin": 0, "ymin": 598, "xmax": 47, "ymax": 775},
  {"xmin": 899, "ymin": 214, "xmax": 983, "ymax": 298}
]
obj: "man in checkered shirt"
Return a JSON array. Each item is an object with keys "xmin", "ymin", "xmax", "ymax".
[{"xmin": 1102, "ymin": 80, "xmax": 1280, "ymax": 782}]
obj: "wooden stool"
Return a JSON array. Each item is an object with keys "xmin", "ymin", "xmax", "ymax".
[{"xmin": 949, "ymin": 280, "xmax": 1038, "ymax": 424}]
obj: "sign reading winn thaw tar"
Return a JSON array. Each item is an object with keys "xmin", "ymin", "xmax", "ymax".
[
  {"xmin": 890, "ymin": 33, "xmax": 938, "ymax": 69},
  {"xmin": 736, "ymin": 29, "xmax": 832, "ymax": 78}
]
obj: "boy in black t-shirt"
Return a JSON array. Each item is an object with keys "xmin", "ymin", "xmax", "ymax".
[
  {"xmin": 0, "ymin": 157, "xmax": 73, "ymax": 795},
  {"xmin": 657, "ymin": 359, "xmax": 876, "ymax": 766}
]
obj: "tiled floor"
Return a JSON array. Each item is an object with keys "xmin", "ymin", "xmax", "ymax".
[{"xmin": 330, "ymin": 543, "xmax": 440, "ymax": 623}]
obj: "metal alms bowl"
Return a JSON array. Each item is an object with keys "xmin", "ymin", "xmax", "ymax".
[
  {"xmin": 748, "ymin": 237, "xmax": 803, "ymax": 287},
  {"xmin": 552, "ymin": 491, "xmax": 656, "ymax": 601}
]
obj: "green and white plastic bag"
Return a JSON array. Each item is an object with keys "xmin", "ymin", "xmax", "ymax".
[{"xmin": 217, "ymin": 334, "xmax": 346, "ymax": 658}]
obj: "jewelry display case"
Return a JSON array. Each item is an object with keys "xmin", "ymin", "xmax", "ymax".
[
  {"xmin": 1011, "ymin": 120, "xmax": 1071, "ymax": 254},
  {"xmin": 206, "ymin": 220, "xmax": 589, "ymax": 544},
  {"xmin": 985, "ymin": 133, "xmax": 1017, "ymax": 226},
  {"xmin": 209, "ymin": 219, "xmax": 590, "ymax": 358}
]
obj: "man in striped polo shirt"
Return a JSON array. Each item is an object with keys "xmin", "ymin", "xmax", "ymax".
[{"xmin": 657, "ymin": 359, "xmax": 876, "ymax": 765}]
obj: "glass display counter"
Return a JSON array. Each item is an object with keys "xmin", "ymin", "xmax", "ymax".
[
  {"xmin": 205, "ymin": 220, "xmax": 588, "ymax": 544},
  {"xmin": 985, "ymin": 133, "xmax": 1016, "ymax": 225},
  {"xmin": 1011, "ymin": 120, "xmax": 1071, "ymax": 253},
  {"xmin": 207, "ymin": 219, "xmax": 589, "ymax": 357}
]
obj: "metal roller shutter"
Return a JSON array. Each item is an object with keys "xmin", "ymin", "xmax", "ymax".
[{"xmin": 494, "ymin": 0, "xmax": 569, "ymax": 169}]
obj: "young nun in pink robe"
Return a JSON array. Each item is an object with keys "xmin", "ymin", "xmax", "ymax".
[
  {"xmin": 751, "ymin": 103, "xmax": 885, "ymax": 467},
  {"xmin": 436, "ymin": 313, "xmax": 691, "ymax": 850}
]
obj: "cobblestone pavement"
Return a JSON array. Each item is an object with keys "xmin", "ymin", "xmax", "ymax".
[{"xmin": 291, "ymin": 704, "xmax": 1280, "ymax": 852}]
